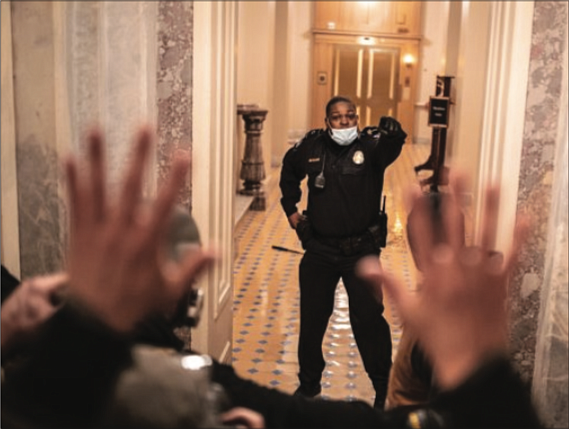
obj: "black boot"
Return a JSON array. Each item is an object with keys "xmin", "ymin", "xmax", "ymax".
[
  {"xmin": 372, "ymin": 378, "xmax": 389, "ymax": 410},
  {"xmin": 293, "ymin": 383, "xmax": 321, "ymax": 399},
  {"xmin": 373, "ymin": 393, "xmax": 386, "ymax": 410}
]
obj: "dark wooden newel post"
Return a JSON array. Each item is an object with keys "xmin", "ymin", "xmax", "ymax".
[{"xmin": 237, "ymin": 105, "xmax": 268, "ymax": 211}]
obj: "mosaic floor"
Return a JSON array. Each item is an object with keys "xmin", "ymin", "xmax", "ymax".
[{"xmin": 232, "ymin": 142, "xmax": 433, "ymax": 406}]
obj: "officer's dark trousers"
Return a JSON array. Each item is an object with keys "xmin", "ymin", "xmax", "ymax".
[{"xmin": 297, "ymin": 241, "xmax": 392, "ymax": 407}]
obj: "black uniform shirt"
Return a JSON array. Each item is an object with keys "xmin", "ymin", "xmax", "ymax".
[{"xmin": 280, "ymin": 127, "xmax": 406, "ymax": 239}]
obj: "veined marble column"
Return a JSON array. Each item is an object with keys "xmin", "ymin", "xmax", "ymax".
[
  {"xmin": 509, "ymin": 2, "xmax": 568, "ymax": 427},
  {"xmin": 9, "ymin": 2, "xmax": 158, "ymax": 277},
  {"xmin": 156, "ymin": 0, "xmax": 194, "ymax": 348},
  {"xmin": 156, "ymin": 1, "xmax": 193, "ymax": 211},
  {"xmin": 529, "ymin": 5, "xmax": 568, "ymax": 427}
]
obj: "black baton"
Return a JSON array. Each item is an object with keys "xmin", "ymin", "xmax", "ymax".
[{"xmin": 271, "ymin": 245, "xmax": 304, "ymax": 255}]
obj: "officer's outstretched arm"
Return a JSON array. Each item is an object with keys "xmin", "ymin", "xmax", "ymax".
[{"xmin": 374, "ymin": 116, "xmax": 407, "ymax": 167}]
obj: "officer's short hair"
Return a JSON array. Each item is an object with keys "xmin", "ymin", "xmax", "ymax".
[{"xmin": 326, "ymin": 96, "xmax": 356, "ymax": 118}]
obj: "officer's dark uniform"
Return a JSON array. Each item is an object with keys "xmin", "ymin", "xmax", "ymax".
[{"xmin": 279, "ymin": 124, "xmax": 407, "ymax": 408}]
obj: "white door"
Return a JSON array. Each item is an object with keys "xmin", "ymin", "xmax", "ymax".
[
  {"xmin": 191, "ymin": 1, "xmax": 238, "ymax": 363},
  {"xmin": 332, "ymin": 44, "xmax": 401, "ymax": 127}
]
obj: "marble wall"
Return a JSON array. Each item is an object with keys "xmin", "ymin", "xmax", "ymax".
[
  {"xmin": 509, "ymin": 1, "xmax": 568, "ymax": 426},
  {"xmin": 8, "ymin": 2, "xmax": 181, "ymax": 278},
  {"xmin": 156, "ymin": 1, "xmax": 194, "ymax": 347},
  {"xmin": 530, "ymin": 3, "xmax": 569, "ymax": 424},
  {"xmin": 533, "ymin": 105, "xmax": 568, "ymax": 427},
  {"xmin": 156, "ymin": 1, "xmax": 193, "ymax": 211}
]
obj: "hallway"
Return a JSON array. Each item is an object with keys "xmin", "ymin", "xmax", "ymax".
[{"xmin": 232, "ymin": 142, "xmax": 432, "ymax": 405}]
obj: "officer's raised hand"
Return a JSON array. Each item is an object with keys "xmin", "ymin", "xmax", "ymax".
[{"xmin": 378, "ymin": 116, "xmax": 403, "ymax": 137}]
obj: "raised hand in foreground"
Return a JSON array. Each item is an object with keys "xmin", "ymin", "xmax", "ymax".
[
  {"xmin": 64, "ymin": 126, "xmax": 215, "ymax": 333},
  {"xmin": 357, "ymin": 174, "xmax": 528, "ymax": 390}
]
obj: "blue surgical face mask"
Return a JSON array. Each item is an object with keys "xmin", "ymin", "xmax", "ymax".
[{"xmin": 329, "ymin": 126, "xmax": 358, "ymax": 146}]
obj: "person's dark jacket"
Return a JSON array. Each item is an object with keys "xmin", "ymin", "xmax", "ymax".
[
  {"xmin": 279, "ymin": 127, "xmax": 405, "ymax": 240},
  {"xmin": 1, "ymin": 300, "xmax": 542, "ymax": 428}
]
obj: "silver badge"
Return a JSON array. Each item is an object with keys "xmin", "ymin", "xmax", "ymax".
[{"xmin": 353, "ymin": 150, "xmax": 364, "ymax": 165}]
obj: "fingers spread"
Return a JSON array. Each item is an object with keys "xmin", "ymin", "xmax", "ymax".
[
  {"xmin": 64, "ymin": 155, "xmax": 83, "ymax": 233},
  {"xmin": 147, "ymin": 152, "xmax": 190, "ymax": 248},
  {"xmin": 87, "ymin": 128, "xmax": 107, "ymax": 222},
  {"xmin": 117, "ymin": 126, "xmax": 153, "ymax": 226},
  {"xmin": 403, "ymin": 184, "xmax": 422, "ymax": 215},
  {"xmin": 458, "ymin": 246, "xmax": 484, "ymax": 268},
  {"xmin": 406, "ymin": 191, "xmax": 435, "ymax": 268},
  {"xmin": 362, "ymin": 262, "xmax": 416, "ymax": 328},
  {"xmin": 33, "ymin": 272, "xmax": 69, "ymax": 293},
  {"xmin": 356, "ymin": 256, "xmax": 410, "ymax": 318},
  {"xmin": 162, "ymin": 248, "xmax": 216, "ymax": 297},
  {"xmin": 178, "ymin": 249, "xmax": 217, "ymax": 284},
  {"xmin": 356, "ymin": 256, "xmax": 385, "ymax": 303},
  {"xmin": 445, "ymin": 173, "xmax": 468, "ymax": 250},
  {"xmin": 480, "ymin": 184, "xmax": 500, "ymax": 251},
  {"xmin": 221, "ymin": 408, "xmax": 265, "ymax": 429},
  {"xmin": 487, "ymin": 251, "xmax": 505, "ymax": 276},
  {"xmin": 503, "ymin": 215, "xmax": 530, "ymax": 275}
]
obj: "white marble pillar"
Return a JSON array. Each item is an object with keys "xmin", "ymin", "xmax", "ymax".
[
  {"xmin": 64, "ymin": 1, "xmax": 158, "ymax": 191},
  {"xmin": 10, "ymin": 1, "xmax": 159, "ymax": 278}
]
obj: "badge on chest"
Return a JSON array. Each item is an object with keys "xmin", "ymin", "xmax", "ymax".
[{"xmin": 353, "ymin": 150, "xmax": 364, "ymax": 165}]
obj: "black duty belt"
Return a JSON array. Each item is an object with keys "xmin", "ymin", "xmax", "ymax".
[{"xmin": 315, "ymin": 225, "xmax": 382, "ymax": 256}]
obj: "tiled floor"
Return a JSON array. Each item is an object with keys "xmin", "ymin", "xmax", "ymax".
[{"xmin": 232, "ymin": 142, "xmax": 432, "ymax": 406}]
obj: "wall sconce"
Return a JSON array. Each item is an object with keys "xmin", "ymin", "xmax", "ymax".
[{"xmin": 403, "ymin": 53, "xmax": 415, "ymax": 68}]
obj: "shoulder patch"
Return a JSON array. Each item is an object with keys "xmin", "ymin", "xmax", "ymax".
[{"xmin": 295, "ymin": 128, "xmax": 326, "ymax": 148}]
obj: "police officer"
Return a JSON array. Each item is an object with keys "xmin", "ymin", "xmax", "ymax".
[{"xmin": 279, "ymin": 96, "xmax": 407, "ymax": 408}]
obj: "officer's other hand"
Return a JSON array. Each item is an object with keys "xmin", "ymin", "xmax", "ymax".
[
  {"xmin": 378, "ymin": 116, "xmax": 402, "ymax": 137},
  {"xmin": 288, "ymin": 212, "xmax": 304, "ymax": 230}
]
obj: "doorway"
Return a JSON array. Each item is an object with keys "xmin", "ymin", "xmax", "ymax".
[
  {"xmin": 332, "ymin": 44, "xmax": 401, "ymax": 127},
  {"xmin": 311, "ymin": 33, "xmax": 418, "ymax": 136}
]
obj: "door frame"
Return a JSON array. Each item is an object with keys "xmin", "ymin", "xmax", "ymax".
[
  {"xmin": 475, "ymin": 1, "xmax": 535, "ymax": 252},
  {"xmin": 192, "ymin": 1, "xmax": 237, "ymax": 361},
  {"xmin": 330, "ymin": 44, "xmax": 402, "ymax": 127},
  {"xmin": 311, "ymin": 33, "xmax": 419, "ymax": 136},
  {"xmin": 1, "ymin": 1, "xmax": 21, "ymax": 277}
]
